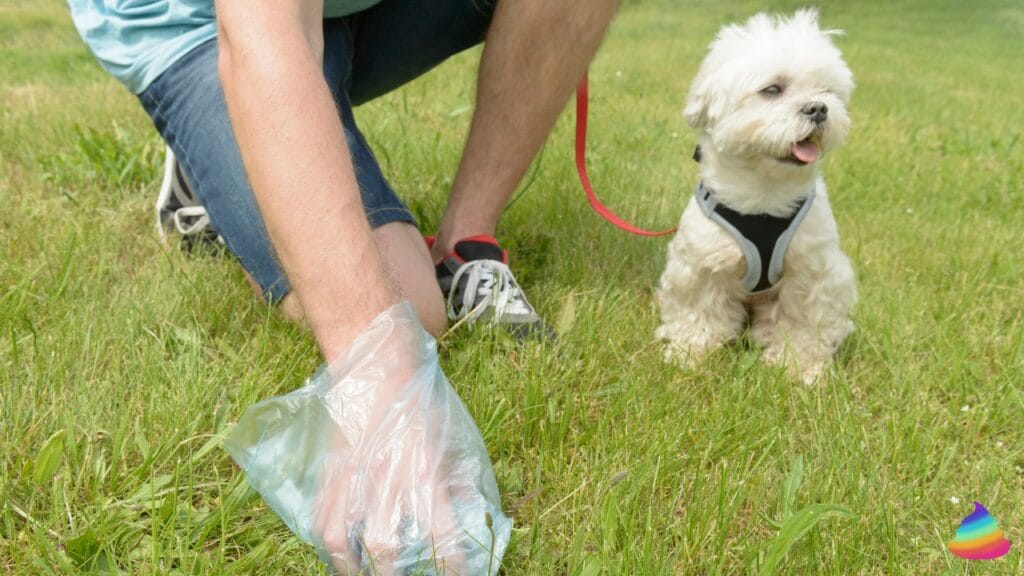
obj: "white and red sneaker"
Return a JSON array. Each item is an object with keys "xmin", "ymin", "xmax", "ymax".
[{"xmin": 433, "ymin": 235, "xmax": 555, "ymax": 341}]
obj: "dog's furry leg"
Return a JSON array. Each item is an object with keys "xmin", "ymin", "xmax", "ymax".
[
  {"xmin": 751, "ymin": 255, "xmax": 856, "ymax": 383},
  {"xmin": 655, "ymin": 260, "xmax": 747, "ymax": 367}
]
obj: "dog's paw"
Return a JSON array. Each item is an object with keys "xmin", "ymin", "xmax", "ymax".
[
  {"xmin": 795, "ymin": 359, "xmax": 828, "ymax": 385},
  {"xmin": 661, "ymin": 341, "xmax": 708, "ymax": 368},
  {"xmin": 762, "ymin": 344, "xmax": 830, "ymax": 385},
  {"xmin": 655, "ymin": 322, "xmax": 720, "ymax": 368}
]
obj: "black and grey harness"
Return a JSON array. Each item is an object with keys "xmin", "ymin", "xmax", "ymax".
[{"xmin": 695, "ymin": 181, "xmax": 815, "ymax": 293}]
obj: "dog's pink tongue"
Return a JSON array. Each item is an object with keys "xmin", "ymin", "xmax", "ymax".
[{"xmin": 791, "ymin": 140, "xmax": 819, "ymax": 163}]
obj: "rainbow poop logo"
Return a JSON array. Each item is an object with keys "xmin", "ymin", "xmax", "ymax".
[{"xmin": 947, "ymin": 501, "xmax": 1012, "ymax": 560}]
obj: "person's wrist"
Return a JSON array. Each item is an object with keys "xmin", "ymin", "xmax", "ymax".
[
  {"xmin": 320, "ymin": 300, "xmax": 428, "ymax": 377},
  {"xmin": 312, "ymin": 295, "xmax": 400, "ymax": 364}
]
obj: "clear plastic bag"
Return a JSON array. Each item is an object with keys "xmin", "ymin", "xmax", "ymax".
[{"xmin": 224, "ymin": 302, "xmax": 512, "ymax": 575}]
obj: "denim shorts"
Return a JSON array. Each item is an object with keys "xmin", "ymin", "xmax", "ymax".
[{"xmin": 138, "ymin": 0, "xmax": 496, "ymax": 303}]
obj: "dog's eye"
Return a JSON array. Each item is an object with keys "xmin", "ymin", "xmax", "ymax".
[{"xmin": 760, "ymin": 84, "xmax": 783, "ymax": 97}]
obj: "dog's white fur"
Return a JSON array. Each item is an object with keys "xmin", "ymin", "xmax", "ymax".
[{"xmin": 655, "ymin": 9, "xmax": 857, "ymax": 383}]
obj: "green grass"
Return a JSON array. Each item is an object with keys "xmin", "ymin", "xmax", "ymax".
[{"xmin": 2, "ymin": 0, "xmax": 1023, "ymax": 574}]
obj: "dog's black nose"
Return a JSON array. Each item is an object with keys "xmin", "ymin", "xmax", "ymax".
[{"xmin": 801, "ymin": 102, "xmax": 828, "ymax": 124}]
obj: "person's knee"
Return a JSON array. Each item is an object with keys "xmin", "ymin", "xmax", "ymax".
[
  {"xmin": 415, "ymin": 296, "xmax": 447, "ymax": 339},
  {"xmin": 279, "ymin": 293, "xmax": 306, "ymax": 325},
  {"xmin": 373, "ymin": 221, "xmax": 447, "ymax": 338}
]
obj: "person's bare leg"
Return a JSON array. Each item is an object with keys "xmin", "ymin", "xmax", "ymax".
[
  {"xmin": 430, "ymin": 0, "xmax": 618, "ymax": 259},
  {"xmin": 276, "ymin": 223, "xmax": 445, "ymax": 337}
]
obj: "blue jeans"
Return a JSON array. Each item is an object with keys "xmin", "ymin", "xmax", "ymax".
[{"xmin": 139, "ymin": 0, "xmax": 496, "ymax": 303}]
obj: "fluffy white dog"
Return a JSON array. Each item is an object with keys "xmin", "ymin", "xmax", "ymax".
[{"xmin": 655, "ymin": 9, "xmax": 857, "ymax": 384}]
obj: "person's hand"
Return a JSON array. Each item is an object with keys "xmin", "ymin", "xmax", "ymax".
[
  {"xmin": 313, "ymin": 368, "xmax": 463, "ymax": 573},
  {"xmin": 224, "ymin": 302, "xmax": 511, "ymax": 575}
]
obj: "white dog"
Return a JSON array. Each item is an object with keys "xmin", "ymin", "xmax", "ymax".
[{"xmin": 655, "ymin": 9, "xmax": 857, "ymax": 384}]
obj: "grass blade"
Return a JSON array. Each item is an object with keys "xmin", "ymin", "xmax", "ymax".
[
  {"xmin": 33, "ymin": 429, "xmax": 66, "ymax": 485},
  {"xmin": 780, "ymin": 455, "xmax": 804, "ymax": 520},
  {"xmin": 757, "ymin": 503, "xmax": 855, "ymax": 576}
]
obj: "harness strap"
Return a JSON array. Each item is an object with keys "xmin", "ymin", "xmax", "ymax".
[{"xmin": 695, "ymin": 182, "xmax": 815, "ymax": 292}]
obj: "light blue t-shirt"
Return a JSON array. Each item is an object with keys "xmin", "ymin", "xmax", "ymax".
[{"xmin": 68, "ymin": 0, "xmax": 381, "ymax": 94}]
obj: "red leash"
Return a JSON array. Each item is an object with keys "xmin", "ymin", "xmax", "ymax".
[{"xmin": 574, "ymin": 72, "xmax": 677, "ymax": 237}]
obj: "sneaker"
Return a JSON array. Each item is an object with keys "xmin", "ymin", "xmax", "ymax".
[
  {"xmin": 434, "ymin": 235, "xmax": 556, "ymax": 341},
  {"xmin": 155, "ymin": 146, "xmax": 222, "ymax": 249}
]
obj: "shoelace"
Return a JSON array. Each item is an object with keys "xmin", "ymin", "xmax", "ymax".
[
  {"xmin": 447, "ymin": 259, "xmax": 536, "ymax": 321},
  {"xmin": 171, "ymin": 205, "xmax": 212, "ymax": 236}
]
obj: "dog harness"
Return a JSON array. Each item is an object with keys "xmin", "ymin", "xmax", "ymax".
[{"xmin": 695, "ymin": 181, "xmax": 815, "ymax": 293}]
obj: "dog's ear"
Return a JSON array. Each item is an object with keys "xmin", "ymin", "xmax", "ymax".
[
  {"xmin": 683, "ymin": 72, "xmax": 721, "ymax": 130},
  {"xmin": 684, "ymin": 24, "xmax": 742, "ymax": 131}
]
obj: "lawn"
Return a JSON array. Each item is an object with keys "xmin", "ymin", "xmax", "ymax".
[{"xmin": 2, "ymin": 0, "xmax": 1022, "ymax": 574}]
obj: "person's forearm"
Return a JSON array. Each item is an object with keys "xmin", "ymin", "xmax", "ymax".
[{"xmin": 216, "ymin": 0, "xmax": 399, "ymax": 361}]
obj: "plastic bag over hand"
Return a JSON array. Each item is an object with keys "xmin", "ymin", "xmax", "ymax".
[{"xmin": 224, "ymin": 302, "xmax": 512, "ymax": 575}]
